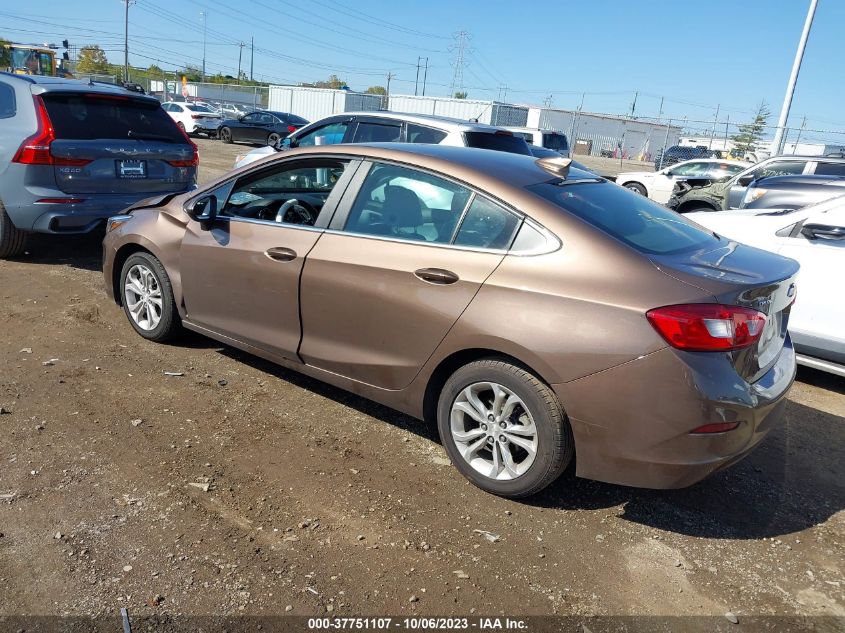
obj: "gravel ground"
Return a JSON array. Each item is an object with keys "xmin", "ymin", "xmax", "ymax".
[{"xmin": 0, "ymin": 139, "xmax": 842, "ymax": 627}]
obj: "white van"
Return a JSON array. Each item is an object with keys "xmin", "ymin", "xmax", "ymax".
[{"xmin": 505, "ymin": 127, "xmax": 570, "ymax": 157}]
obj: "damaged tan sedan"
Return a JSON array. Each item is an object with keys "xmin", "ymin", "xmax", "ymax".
[{"xmin": 103, "ymin": 143, "xmax": 798, "ymax": 497}]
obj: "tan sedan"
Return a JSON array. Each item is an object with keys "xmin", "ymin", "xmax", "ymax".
[{"xmin": 103, "ymin": 144, "xmax": 798, "ymax": 497}]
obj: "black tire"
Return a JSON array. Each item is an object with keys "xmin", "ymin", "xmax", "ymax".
[
  {"xmin": 267, "ymin": 132, "xmax": 281, "ymax": 146},
  {"xmin": 624, "ymin": 182, "xmax": 647, "ymax": 196},
  {"xmin": 220, "ymin": 127, "xmax": 232, "ymax": 144},
  {"xmin": 0, "ymin": 200, "xmax": 27, "ymax": 259},
  {"xmin": 119, "ymin": 252, "xmax": 181, "ymax": 342},
  {"xmin": 437, "ymin": 359, "xmax": 574, "ymax": 498}
]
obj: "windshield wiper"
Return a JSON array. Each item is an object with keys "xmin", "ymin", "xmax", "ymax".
[{"xmin": 128, "ymin": 131, "xmax": 176, "ymax": 143}]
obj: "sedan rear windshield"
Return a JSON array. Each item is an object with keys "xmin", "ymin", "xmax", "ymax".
[
  {"xmin": 527, "ymin": 180, "xmax": 719, "ymax": 255},
  {"xmin": 464, "ymin": 131, "xmax": 531, "ymax": 155},
  {"xmin": 543, "ymin": 132, "xmax": 569, "ymax": 152},
  {"xmin": 286, "ymin": 114, "xmax": 309, "ymax": 125},
  {"xmin": 42, "ymin": 94, "xmax": 185, "ymax": 143},
  {"xmin": 186, "ymin": 104, "xmax": 215, "ymax": 113}
]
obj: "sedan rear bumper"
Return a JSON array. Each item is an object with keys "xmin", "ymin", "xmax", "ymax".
[{"xmin": 553, "ymin": 342, "xmax": 796, "ymax": 489}]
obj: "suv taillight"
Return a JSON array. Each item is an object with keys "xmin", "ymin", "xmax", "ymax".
[
  {"xmin": 167, "ymin": 117, "xmax": 199, "ymax": 168},
  {"xmin": 646, "ymin": 304, "xmax": 767, "ymax": 352},
  {"xmin": 12, "ymin": 96, "xmax": 92, "ymax": 166}
]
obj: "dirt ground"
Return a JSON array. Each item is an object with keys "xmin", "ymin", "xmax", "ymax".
[{"xmin": 0, "ymin": 139, "xmax": 843, "ymax": 627}]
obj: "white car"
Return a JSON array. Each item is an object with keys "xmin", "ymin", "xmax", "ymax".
[
  {"xmin": 688, "ymin": 196, "xmax": 845, "ymax": 377},
  {"xmin": 616, "ymin": 159, "xmax": 750, "ymax": 204},
  {"xmin": 161, "ymin": 102, "xmax": 223, "ymax": 136},
  {"xmin": 232, "ymin": 111, "xmax": 535, "ymax": 169}
]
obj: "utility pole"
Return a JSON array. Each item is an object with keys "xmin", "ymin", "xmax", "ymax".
[
  {"xmin": 449, "ymin": 30, "xmax": 470, "ymax": 96},
  {"xmin": 237, "ymin": 41, "xmax": 245, "ymax": 84},
  {"xmin": 724, "ymin": 115, "xmax": 731, "ymax": 154},
  {"xmin": 200, "ymin": 11, "xmax": 207, "ymax": 82},
  {"xmin": 708, "ymin": 104, "xmax": 720, "ymax": 150},
  {"xmin": 793, "ymin": 115, "xmax": 808, "ymax": 150},
  {"xmin": 250, "ymin": 36, "xmax": 254, "ymax": 81},
  {"xmin": 421, "ymin": 57, "xmax": 429, "ymax": 96},
  {"xmin": 659, "ymin": 118, "xmax": 673, "ymax": 169},
  {"xmin": 385, "ymin": 71, "xmax": 394, "ymax": 108},
  {"xmin": 772, "ymin": 0, "xmax": 818, "ymax": 155},
  {"xmin": 123, "ymin": 0, "xmax": 131, "ymax": 82},
  {"xmin": 414, "ymin": 57, "xmax": 421, "ymax": 96},
  {"xmin": 629, "ymin": 91, "xmax": 638, "ymax": 118},
  {"xmin": 656, "ymin": 96, "xmax": 664, "ymax": 123},
  {"xmin": 568, "ymin": 92, "xmax": 585, "ymax": 151}
]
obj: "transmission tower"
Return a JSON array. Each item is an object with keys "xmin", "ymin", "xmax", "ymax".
[{"xmin": 449, "ymin": 30, "xmax": 471, "ymax": 95}]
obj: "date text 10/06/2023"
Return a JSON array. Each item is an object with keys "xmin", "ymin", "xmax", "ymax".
[{"xmin": 307, "ymin": 617, "xmax": 528, "ymax": 630}]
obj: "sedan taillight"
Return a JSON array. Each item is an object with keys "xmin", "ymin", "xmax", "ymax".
[{"xmin": 646, "ymin": 304, "xmax": 767, "ymax": 352}]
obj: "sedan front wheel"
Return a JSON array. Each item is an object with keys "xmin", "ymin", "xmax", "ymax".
[
  {"xmin": 437, "ymin": 359, "xmax": 574, "ymax": 498},
  {"xmin": 120, "ymin": 252, "xmax": 181, "ymax": 342}
]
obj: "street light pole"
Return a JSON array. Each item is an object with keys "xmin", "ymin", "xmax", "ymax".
[
  {"xmin": 237, "ymin": 41, "xmax": 244, "ymax": 84},
  {"xmin": 772, "ymin": 0, "xmax": 818, "ymax": 155}
]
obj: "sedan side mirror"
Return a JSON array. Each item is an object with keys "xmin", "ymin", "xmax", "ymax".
[
  {"xmin": 737, "ymin": 174, "xmax": 755, "ymax": 187},
  {"xmin": 187, "ymin": 195, "xmax": 217, "ymax": 230},
  {"xmin": 800, "ymin": 222, "xmax": 845, "ymax": 241}
]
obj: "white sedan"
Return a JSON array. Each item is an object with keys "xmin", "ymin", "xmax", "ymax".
[
  {"xmin": 161, "ymin": 102, "xmax": 223, "ymax": 136},
  {"xmin": 616, "ymin": 159, "xmax": 750, "ymax": 204},
  {"xmin": 688, "ymin": 196, "xmax": 845, "ymax": 377}
]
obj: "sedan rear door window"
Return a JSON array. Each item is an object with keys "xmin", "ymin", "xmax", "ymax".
[
  {"xmin": 343, "ymin": 163, "xmax": 471, "ymax": 243},
  {"xmin": 352, "ymin": 122, "xmax": 402, "ymax": 143}
]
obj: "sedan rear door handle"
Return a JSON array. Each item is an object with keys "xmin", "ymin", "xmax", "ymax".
[
  {"xmin": 414, "ymin": 268, "xmax": 459, "ymax": 285},
  {"xmin": 265, "ymin": 247, "xmax": 297, "ymax": 262}
]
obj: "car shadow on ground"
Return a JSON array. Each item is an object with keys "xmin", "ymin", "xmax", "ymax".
[
  {"xmin": 217, "ymin": 346, "xmax": 844, "ymax": 541},
  {"xmin": 8, "ymin": 232, "xmax": 104, "ymax": 273}
]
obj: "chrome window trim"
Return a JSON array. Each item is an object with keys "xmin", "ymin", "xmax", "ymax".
[
  {"xmin": 320, "ymin": 227, "xmax": 511, "ymax": 255},
  {"xmin": 212, "ymin": 215, "xmax": 326, "ymax": 233}
]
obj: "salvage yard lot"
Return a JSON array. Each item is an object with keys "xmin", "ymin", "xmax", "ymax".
[{"xmin": 0, "ymin": 139, "xmax": 842, "ymax": 622}]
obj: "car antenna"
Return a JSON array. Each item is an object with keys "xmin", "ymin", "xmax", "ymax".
[{"xmin": 536, "ymin": 156, "xmax": 572, "ymax": 179}]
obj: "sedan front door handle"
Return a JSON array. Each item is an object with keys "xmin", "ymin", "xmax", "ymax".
[
  {"xmin": 265, "ymin": 247, "xmax": 297, "ymax": 262},
  {"xmin": 414, "ymin": 268, "xmax": 459, "ymax": 285}
]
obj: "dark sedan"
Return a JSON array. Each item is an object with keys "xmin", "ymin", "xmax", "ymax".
[{"xmin": 219, "ymin": 110, "xmax": 309, "ymax": 146}]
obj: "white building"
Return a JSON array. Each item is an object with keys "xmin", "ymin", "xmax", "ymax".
[
  {"xmin": 527, "ymin": 107, "xmax": 682, "ymax": 160},
  {"xmin": 268, "ymin": 86, "xmax": 382, "ymax": 121},
  {"xmin": 387, "ymin": 95, "xmax": 528, "ymax": 127}
]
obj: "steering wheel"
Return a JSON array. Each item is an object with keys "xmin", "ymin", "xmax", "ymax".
[{"xmin": 275, "ymin": 198, "xmax": 317, "ymax": 225}]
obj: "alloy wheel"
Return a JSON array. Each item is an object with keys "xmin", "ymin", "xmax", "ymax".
[
  {"xmin": 123, "ymin": 264, "xmax": 163, "ymax": 331},
  {"xmin": 450, "ymin": 382, "xmax": 538, "ymax": 481}
]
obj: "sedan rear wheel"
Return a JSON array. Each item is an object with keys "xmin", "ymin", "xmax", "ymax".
[
  {"xmin": 120, "ymin": 252, "xmax": 181, "ymax": 342},
  {"xmin": 220, "ymin": 127, "xmax": 232, "ymax": 144},
  {"xmin": 437, "ymin": 359, "xmax": 574, "ymax": 498},
  {"xmin": 267, "ymin": 132, "xmax": 281, "ymax": 146}
]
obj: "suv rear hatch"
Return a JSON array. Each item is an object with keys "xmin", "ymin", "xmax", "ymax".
[{"xmin": 39, "ymin": 92, "xmax": 197, "ymax": 195}]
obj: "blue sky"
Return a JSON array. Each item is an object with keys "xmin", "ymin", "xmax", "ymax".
[{"xmin": 2, "ymin": 0, "xmax": 843, "ymax": 142}]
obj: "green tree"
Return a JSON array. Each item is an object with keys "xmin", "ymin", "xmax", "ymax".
[
  {"xmin": 731, "ymin": 101, "xmax": 770, "ymax": 157},
  {"xmin": 365, "ymin": 85, "xmax": 386, "ymax": 95},
  {"xmin": 453, "ymin": 90, "xmax": 468, "ymax": 99},
  {"xmin": 0, "ymin": 38, "xmax": 11, "ymax": 69},
  {"xmin": 76, "ymin": 45, "xmax": 110, "ymax": 74}
]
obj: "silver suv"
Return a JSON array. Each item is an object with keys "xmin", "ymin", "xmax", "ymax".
[
  {"xmin": 0, "ymin": 73, "xmax": 198, "ymax": 258},
  {"xmin": 233, "ymin": 111, "xmax": 532, "ymax": 168}
]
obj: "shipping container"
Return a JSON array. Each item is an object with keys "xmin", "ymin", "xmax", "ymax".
[
  {"xmin": 387, "ymin": 95, "xmax": 528, "ymax": 127},
  {"xmin": 268, "ymin": 86, "xmax": 382, "ymax": 121}
]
